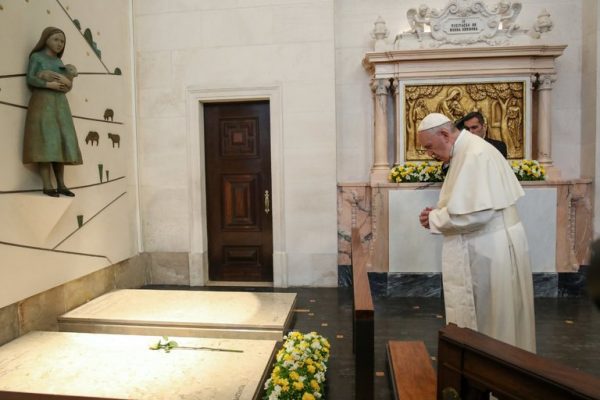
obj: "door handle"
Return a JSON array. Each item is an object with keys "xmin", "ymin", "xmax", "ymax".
[{"xmin": 264, "ymin": 190, "xmax": 270, "ymax": 215}]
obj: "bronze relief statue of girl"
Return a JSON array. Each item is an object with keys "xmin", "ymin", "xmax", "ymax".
[{"xmin": 23, "ymin": 27, "xmax": 82, "ymax": 197}]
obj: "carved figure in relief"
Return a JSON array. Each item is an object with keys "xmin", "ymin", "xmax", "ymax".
[
  {"xmin": 411, "ymin": 98, "xmax": 430, "ymax": 149},
  {"xmin": 506, "ymin": 98, "xmax": 522, "ymax": 150},
  {"xmin": 436, "ymin": 88, "xmax": 465, "ymax": 121},
  {"xmin": 404, "ymin": 83, "xmax": 526, "ymax": 161},
  {"xmin": 85, "ymin": 131, "xmax": 99, "ymax": 146},
  {"xmin": 494, "ymin": 1, "xmax": 522, "ymax": 37},
  {"xmin": 108, "ymin": 133, "xmax": 120, "ymax": 148},
  {"xmin": 23, "ymin": 27, "xmax": 82, "ymax": 197},
  {"xmin": 104, "ymin": 108, "xmax": 114, "ymax": 121},
  {"xmin": 407, "ymin": 4, "xmax": 431, "ymax": 41},
  {"xmin": 529, "ymin": 9, "xmax": 553, "ymax": 39},
  {"xmin": 412, "ymin": 99, "xmax": 429, "ymax": 131}
]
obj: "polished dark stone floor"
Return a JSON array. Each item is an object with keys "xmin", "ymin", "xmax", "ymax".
[{"xmin": 146, "ymin": 286, "xmax": 600, "ymax": 399}]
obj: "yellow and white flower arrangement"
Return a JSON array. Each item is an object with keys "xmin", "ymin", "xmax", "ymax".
[
  {"xmin": 389, "ymin": 161, "xmax": 444, "ymax": 183},
  {"xmin": 511, "ymin": 159, "xmax": 546, "ymax": 181},
  {"xmin": 263, "ymin": 331, "xmax": 330, "ymax": 400}
]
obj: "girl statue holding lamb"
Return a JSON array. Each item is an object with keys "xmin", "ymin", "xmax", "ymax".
[{"xmin": 23, "ymin": 27, "xmax": 82, "ymax": 197}]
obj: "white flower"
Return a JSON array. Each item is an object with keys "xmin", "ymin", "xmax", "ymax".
[
  {"xmin": 315, "ymin": 371, "xmax": 325, "ymax": 383},
  {"xmin": 284, "ymin": 342, "xmax": 295, "ymax": 352},
  {"xmin": 268, "ymin": 385, "xmax": 282, "ymax": 400}
]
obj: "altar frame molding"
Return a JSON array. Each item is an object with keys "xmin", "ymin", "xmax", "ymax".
[
  {"xmin": 363, "ymin": 44, "xmax": 567, "ymax": 184},
  {"xmin": 342, "ymin": 43, "xmax": 593, "ymax": 277}
]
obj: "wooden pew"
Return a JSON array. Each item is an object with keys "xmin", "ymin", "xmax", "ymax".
[
  {"xmin": 351, "ymin": 227, "xmax": 375, "ymax": 400},
  {"xmin": 437, "ymin": 324, "xmax": 600, "ymax": 400},
  {"xmin": 387, "ymin": 340, "xmax": 437, "ymax": 400},
  {"xmin": 388, "ymin": 325, "xmax": 600, "ymax": 400}
]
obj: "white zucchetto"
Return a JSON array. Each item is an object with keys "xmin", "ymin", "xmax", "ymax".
[{"xmin": 417, "ymin": 113, "xmax": 451, "ymax": 132}]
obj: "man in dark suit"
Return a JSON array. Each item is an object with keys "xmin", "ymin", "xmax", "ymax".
[{"xmin": 456, "ymin": 111, "xmax": 508, "ymax": 158}]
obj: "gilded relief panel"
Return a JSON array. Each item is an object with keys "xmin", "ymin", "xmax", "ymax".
[{"xmin": 404, "ymin": 82, "xmax": 525, "ymax": 160}]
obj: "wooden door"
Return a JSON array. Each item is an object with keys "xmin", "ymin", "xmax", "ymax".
[{"xmin": 203, "ymin": 101, "xmax": 273, "ymax": 282}]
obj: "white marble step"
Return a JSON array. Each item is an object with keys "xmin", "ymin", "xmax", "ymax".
[{"xmin": 59, "ymin": 289, "xmax": 296, "ymax": 340}]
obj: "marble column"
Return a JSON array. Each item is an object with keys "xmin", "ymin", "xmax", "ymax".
[
  {"xmin": 392, "ymin": 79, "xmax": 401, "ymax": 166},
  {"xmin": 370, "ymin": 78, "xmax": 391, "ymax": 184},
  {"xmin": 535, "ymin": 73, "xmax": 560, "ymax": 178}
]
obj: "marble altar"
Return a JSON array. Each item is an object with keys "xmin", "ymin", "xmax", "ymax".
[
  {"xmin": 0, "ymin": 331, "xmax": 275, "ymax": 400},
  {"xmin": 59, "ymin": 289, "xmax": 296, "ymax": 340},
  {"xmin": 388, "ymin": 187, "xmax": 557, "ymax": 273},
  {"xmin": 337, "ymin": 179, "xmax": 592, "ymax": 297}
]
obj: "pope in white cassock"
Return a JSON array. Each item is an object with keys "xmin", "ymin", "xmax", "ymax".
[{"xmin": 417, "ymin": 113, "xmax": 536, "ymax": 353}]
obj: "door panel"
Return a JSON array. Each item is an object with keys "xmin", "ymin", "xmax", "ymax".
[{"xmin": 204, "ymin": 101, "xmax": 273, "ymax": 282}]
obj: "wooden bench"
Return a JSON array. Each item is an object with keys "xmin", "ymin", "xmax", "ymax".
[
  {"xmin": 387, "ymin": 341, "xmax": 437, "ymax": 400},
  {"xmin": 438, "ymin": 323, "xmax": 600, "ymax": 400},
  {"xmin": 351, "ymin": 227, "xmax": 375, "ymax": 400},
  {"xmin": 388, "ymin": 324, "xmax": 600, "ymax": 400}
]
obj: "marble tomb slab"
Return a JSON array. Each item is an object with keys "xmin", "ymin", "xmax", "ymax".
[
  {"xmin": 58, "ymin": 289, "xmax": 296, "ymax": 340},
  {"xmin": 0, "ymin": 331, "xmax": 275, "ymax": 400}
]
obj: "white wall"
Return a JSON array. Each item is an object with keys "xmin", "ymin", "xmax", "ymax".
[
  {"xmin": 335, "ymin": 0, "xmax": 585, "ymax": 182},
  {"xmin": 581, "ymin": 0, "xmax": 597, "ymax": 184},
  {"xmin": 0, "ymin": 0, "xmax": 138, "ymax": 308},
  {"xmin": 133, "ymin": 0, "xmax": 339, "ymax": 286}
]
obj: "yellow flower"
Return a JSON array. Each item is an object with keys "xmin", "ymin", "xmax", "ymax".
[
  {"xmin": 290, "ymin": 371, "xmax": 300, "ymax": 381},
  {"xmin": 302, "ymin": 393, "xmax": 316, "ymax": 400},
  {"xmin": 293, "ymin": 381, "xmax": 304, "ymax": 390},
  {"xmin": 307, "ymin": 364, "xmax": 316, "ymax": 374},
  {"xmin": 310, "ymin": 379, "xmax": 320, "ymax": 390},
  {"xmin": 305, "ymin": 358, "xmax": 313, "ymax": 365},
  {"xmin": 290, "ymin": 331, "xmax": 303, "ymax": 340}
]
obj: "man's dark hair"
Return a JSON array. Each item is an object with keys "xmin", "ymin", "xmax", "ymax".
[{"xmin": 455, "ymin": 111, "xmax": 485, "ymax": 130}]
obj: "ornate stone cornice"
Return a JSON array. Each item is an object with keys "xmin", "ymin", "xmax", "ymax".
[
  {"xmin": 362, "ymin": 44, "xmax": 566, "ymax": 79},
  {"xmin": 364, "ymin": 44, "xmax": 566, "ymax": 64}
]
